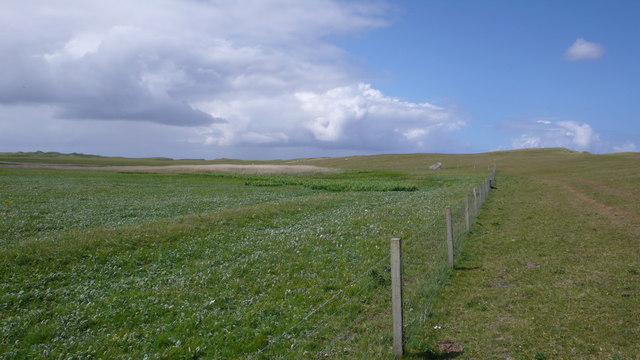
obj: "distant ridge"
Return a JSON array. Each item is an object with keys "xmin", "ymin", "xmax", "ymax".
[
  {"xmin": 4, "ymin": 151, "xmax": 103, "ymax": 158},
  {"xmin": 0, "ymin": 151, "xmax": 276, "ymax": 167},
  {"xmin": 489, "ymin": 147, "xmax": 586, "ymax": 154}
]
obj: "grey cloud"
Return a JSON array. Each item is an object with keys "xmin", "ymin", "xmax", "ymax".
[
  {"xmin": 0, "ymin": 0, "xmax": 383, "ymax": 126},
  {"xmin": 56, "ymin": 99, "xmax": 222, "ymax": 126},
  {"xmin": 0, "ymin": 0, "xmax": 467, "ymax": 158},
  {"xmin": 0, "ymin": 21, "xmax": 231, "ymax": 125}
]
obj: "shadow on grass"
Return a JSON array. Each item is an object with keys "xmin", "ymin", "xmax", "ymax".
[{"xmin": 454, "ymin": 266, "xmax": 481, "ymax": 271}]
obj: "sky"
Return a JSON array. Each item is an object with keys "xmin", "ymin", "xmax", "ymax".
[{"xmin": 1, "ymin": 0, "xmax": 638, "ymax": 159}]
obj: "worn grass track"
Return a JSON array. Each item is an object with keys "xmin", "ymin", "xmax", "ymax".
[{"xmin": 422, "ymin": 153, "xmax": 640, "ymax": 359}]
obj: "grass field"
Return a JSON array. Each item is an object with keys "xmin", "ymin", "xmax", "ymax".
[
  {"xmin": 1, "ymin": 149, "xmax": 638, "ymax": 359},
  {"xmin": 0, "ymin": 156, "xmax": 481, "ymax": 359},
  {"xmin": 421, "ymin": 150, "xmax": 640, "ymax": 359}
]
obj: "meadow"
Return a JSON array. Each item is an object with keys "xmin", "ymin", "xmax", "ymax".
[
  {"xmin": 0, "ymin": 158, "xmax": 481, "ymax": 359},
  {"xmin": 2, "ymin": 148, "xmax": 638, "ymax": 359}
]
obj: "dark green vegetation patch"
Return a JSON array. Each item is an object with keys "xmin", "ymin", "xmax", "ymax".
[{"xmin": 180, "ymin": 170, "xmax": 422, "ymax": 192}]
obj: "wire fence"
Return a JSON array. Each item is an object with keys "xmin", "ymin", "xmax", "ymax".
[
  {"xmin": 244, "ymin": 168, "xmax": 497, "ymax": 359},
  {"xmin": 247, "ymin": 255, "xmax": 389, "ymax": 359},
  {"xmin": 401, "ymin": 168, "xmax": 495, "ymax": 353}
]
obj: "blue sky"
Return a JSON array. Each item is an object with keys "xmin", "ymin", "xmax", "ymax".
[
  {"xmin": 0, "ymin": 0, "xmax": 638, "ymax": 159},
  {"xmin": 340, "ymin": 0, "xmax": 640, "ymax": 153}
]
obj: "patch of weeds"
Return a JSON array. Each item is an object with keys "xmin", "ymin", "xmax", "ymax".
[
  {"xmin": 465, "ymin": 300, "xmax": 478, "ymax": 308},
  {"xmin": 534, "ymin": 351, "xmax": 548, "ymax": 360},
  {"xmin": 23, "ymin": 324, "xmax": 57, "ymax": 345},
  {"xmin": 245, "ymin": 175, "xmax": 420, "ymax": 192},
  {"xmin": 368, "ymin": 266, "xmax": 390, "ymax": 287},
  {"xmin": 184, "ymin": 170, "xmax": 422, "ymax": 192},
  {"xmin": 464, "ymin": 299, "xmax": 488, "ymax": 311}
]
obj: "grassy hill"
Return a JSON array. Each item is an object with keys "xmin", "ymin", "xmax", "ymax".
[
  {"xmin": 292, "ymin": 149, "xmax": 640, "ymax": 358},
  {"xmin": 1, "ymin": 152, "xmax": 479, "ymax": 359},
  {"xmin": 421, "ymin": 149, "xmax": 639, "ymax": 359},
  {"xmin": 1, "ymin": 148, "xmax": 638, "ymax": 358}
]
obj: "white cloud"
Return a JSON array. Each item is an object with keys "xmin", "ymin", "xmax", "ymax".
[
  {"xmin": 557, "ymin": 121, "xmax": 598, "ymax": 148},
  {"xmin": 563, "ymin": 38, "xmax": 605, "ymax": 61},
  {"xmin": 0, "ymin": 1, "xmax": 466, "ymax": 158},
  {"xmin": 193, "ymin": 83, "xmax": 463, "ymax": 152},
  {"xmin": 613, "ymin": 141, "xmax": 637, "ymax": 153},
  {"xmin": 511, "ymin": 120, "xmax": 600, "ymax": 151},
  {"xmin": 296, "ymin": 83, "xmax": 460, "ymax": 145},
  {"xmin": 44, "ymin": 33, "xmax": 103, "ymax": 61},
  {"xmin": 402, "ymin": 129, "xmax": 427, "ymax": 140}
]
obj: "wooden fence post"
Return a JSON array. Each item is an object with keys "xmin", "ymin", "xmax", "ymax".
[
  {"xmin": 484, "ymin": 180, "xmax": 488, "ymax": 201},
  {"xmin": 464, "ymin": 196, "xmax": 470, "ymax": 232},
  {"xmin": 390, "ymin": 238, "xmax": 404, "ymax": 357},
  {"xmin": 483, "ymin": 180, "xmax": 487, "ymax": 203},
  {"xmin": 486, "ymin": 179, "xmax": 490, "ymax": 197},
  {"xmin": 446, "ymin": 207, "xmax": 454, "ymax": 268},
  {"xmin": 473, "ymin": 187, "xmax": 478, "ymax": 217}
]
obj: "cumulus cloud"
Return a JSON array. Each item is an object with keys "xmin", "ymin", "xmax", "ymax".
[
  {"xmin": 0, "ymin": 0, "xmax": 465, "ymax": 157},
  {"xmin": 192, "ymin": 83, "xmax": 462, "ymax": 152},
  {"xmin": 511, "ymin": 120, "xmax": 600, "ymax": 150},
  {"xmin": 563, "ymin": 38, "xmax": 605, "ymax": 61},
  {"xmin": 296, "ymin": 84, "xmax": 462, "ymax": 147}
]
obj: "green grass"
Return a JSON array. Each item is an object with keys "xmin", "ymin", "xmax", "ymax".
[
  {"xmin": 0, "ymin": 164, "xmax": 480, "ymax": 359},
  {"xmin": 418, "ymin": 151, "xmax": 640, "ymax": 359},
  {"xmin": 2, "ymin": 148, "xmax": 638, "ymax": 359},
  {"xmin": 177, "ymin": 170, "xmax": 421, "ymax": 192}
]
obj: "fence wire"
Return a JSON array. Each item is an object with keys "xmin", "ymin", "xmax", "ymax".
[
  {"xmin": 402, "ymin": 169, "xmax": 496, "ymax": 350},
  {"xmin": 245, "ymin": 169, "xmax": 496, "ymax": 359},
  {"xmin": 246, "ymin": 255, "xmax": 388, "ymax": 359}
]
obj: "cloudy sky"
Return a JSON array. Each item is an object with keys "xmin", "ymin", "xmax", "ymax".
[{"xmin": 1, "ymin": 0, "xmax": 638, "ymax": 159}]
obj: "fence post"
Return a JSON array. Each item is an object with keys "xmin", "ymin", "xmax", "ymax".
[
  {"xmin": 464, "ymin": 196, "xmax": 470, "ymax": 232},
  {"xmin": 483, "ymin": 180, "xmax": 488, "ymax": 202},
  {"xmin": 390, "ymin": 238, "xmax": 403, "ymax": 357},
  {"xmin": 482, "ymin": 180, "xmax": 487, "ymax": 203},
  {"xmin": 473, "ymin": 187, "xmax": 478, "ymax": 217},
  {"xmin": 446, "ymin": 207, "xmax": 454, "ymax": 268}
]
